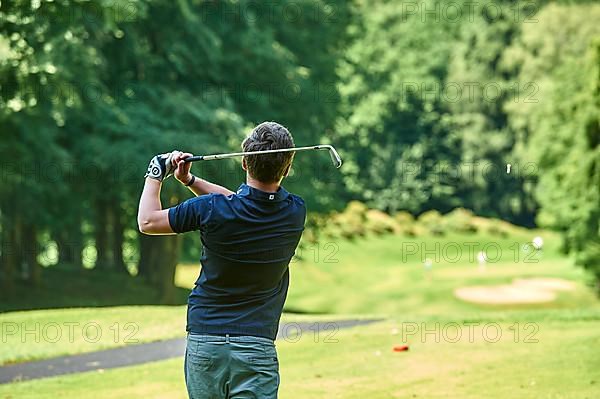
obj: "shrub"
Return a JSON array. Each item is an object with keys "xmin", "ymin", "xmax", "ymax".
[
  {"xmin": 471, "ymin": 216, "xmax": 516, "ymax": 238},
  {"xmin": 393, "ymin": 211, "xmax": 419, "ymax": 236},
  {"xmin": 326, "ymin": 201, "xmax": 369, "ymax": 240},
  {"xmin": 418, "ymin": 210, "xmax": 446, "ymax": 236},
  {"xmin": 443, "ymin": 208, "xmax": 478, "ymax": 233},
  {"xmin": 305, "ymin": 203, "xmax": 519, "ymax": 242},
  {"xmin": 486, "ymin": 220, "xmax": 514, "ymax": 238},
  {"xmin": 393, "ymin": 211, "xmax": 415, "ymax": 225},
  {"xmin": 365, "ymin": 209, "xmax": 398, "ymax": 235},
  {"xmin": 302, "ymin": 214, "xmax": 325, "ymax": 243},
  {"xmin": 345, "ymin": 201, "xmax": 368, "ymax": 218}
]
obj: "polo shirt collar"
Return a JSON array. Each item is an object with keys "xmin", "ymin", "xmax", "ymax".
[{"xmin": 236, "ymin": 183, "xmax": 290, "ymax": 202}]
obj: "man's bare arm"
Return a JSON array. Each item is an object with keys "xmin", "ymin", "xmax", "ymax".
[
  {"xmin": 183, "ymin": 176, "xmax": 234, "ymax": 196},
  {"xmin": 137, "ymin": 150, "xmax": 234, "ymax": 235},
  {"xmin": 137, "ymin": 178, "xmax": 173, "ymax": 235},
  {"xmin": 173, "ymin": 152, "xmax": 235, "ymax": 197}
]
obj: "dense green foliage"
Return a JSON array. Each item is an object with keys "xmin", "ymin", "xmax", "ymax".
[
  {"xmin": 0, "ymin": 0, "xmax": 352, "ymax": 299},
  {"xmin": 333, "ymin": 0, "xmax": 599, "ymax": 285},
  {"xmin": 0, "ymin": 0, "xmax": 598, "ymax": 298},
  {"xmin": 335, "ymin": 0, "xmax": 541, "ymax": 221},
  {"xmin": 503, "ymin": 3, "xmax": 600, "ymax": 286}
]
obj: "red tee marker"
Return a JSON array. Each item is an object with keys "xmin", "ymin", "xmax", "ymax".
[{"xmin": 393, "ymin": 345, "xmax": 409, "ymax": 352}]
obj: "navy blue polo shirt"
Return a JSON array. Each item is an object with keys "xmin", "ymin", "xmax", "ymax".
[{"xmin": 168, "ymin": 183, "xmax": 306, "ymax": 340}]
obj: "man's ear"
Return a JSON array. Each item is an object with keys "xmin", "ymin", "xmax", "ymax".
[{"xmin": 242, "ymin": 157, "xmax": 247, "ymax": 171}]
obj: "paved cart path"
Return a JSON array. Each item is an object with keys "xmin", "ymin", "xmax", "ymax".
[{"xmin": 0, "ymin": 319, "xmax": 381, "ymax": 384}]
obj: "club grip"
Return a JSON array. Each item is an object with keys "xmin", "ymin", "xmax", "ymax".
[{"xmin": 183, "ymin": 155, "xmax": 204, "ymax": 163}]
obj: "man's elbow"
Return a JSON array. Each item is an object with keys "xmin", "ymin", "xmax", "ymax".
[
  {"xmin": 137, "ymin": 217, "xmax": 154, "ymax": 235},
  {"xmin": 137, "ymin": 209, "xmax": 173, "ymax": 235}
]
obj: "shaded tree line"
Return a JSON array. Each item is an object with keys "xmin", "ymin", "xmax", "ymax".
[
  {"xmin": 0, "ymin": 0, "xmax": 352, "ymax": 302},
  {"xmin": 1, "ymin": 0, "xmax": 599, "ymax": 300}
]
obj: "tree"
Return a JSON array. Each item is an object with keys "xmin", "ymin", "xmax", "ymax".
[
  {"xmin": 503, "ymin": 3, "xmax": 600, "ymax": 288},
  {"xmin": 445, "ymin": 0, "xmax": 538, "ymax": 225},
  {"xmin": 335, "ymin": 0, "xmax": 467, "ymax": 214},
  {"xmin": 0, "ymin": 0, "xmax": 352, "ymax": 302}
]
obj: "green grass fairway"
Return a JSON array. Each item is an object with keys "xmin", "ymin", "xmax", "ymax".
[
  {"xmin": 2, "ymin": 314, "xmax": 599, "ymax": 399},
  {"xmin": 2, "ymin": 228, "xmax": 599, "ymax": 397},
  {"xmin": 0, "ymin": 306, "xmax": 186, "ymax": 365},
  {"xmin": 179, "ymin": 229, "xmax": 598, "ymax": 316},
  {"xmin": 284, "ymin": 231, "xmax": 598, "ymax": 315}
]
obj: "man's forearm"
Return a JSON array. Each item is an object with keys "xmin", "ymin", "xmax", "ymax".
[
  {"xmin": 137, "ymin": 178, "xmax": 173, "ymax": 234},
  {"xmin": 138, "ymin": 178, "xmax": 162, "ymax": 217},
  {"xmin": 184, "ymin": 175, "xmax": 234, "ymax": 197}
]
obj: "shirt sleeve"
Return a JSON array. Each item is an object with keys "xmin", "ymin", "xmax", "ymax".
[{"xmin": 168, "ymin": 195, "xmax": 214, "ymax": 233}]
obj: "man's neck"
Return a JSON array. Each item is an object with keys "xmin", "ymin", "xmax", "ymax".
[{"xmin": 246, "ymin": 176, "xmax": 280, "ymax": 193}]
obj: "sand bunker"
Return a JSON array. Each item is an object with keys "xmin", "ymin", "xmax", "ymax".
[{"xmin": 454, "ymin": 278, "xmax": 577, "ymax": 305}]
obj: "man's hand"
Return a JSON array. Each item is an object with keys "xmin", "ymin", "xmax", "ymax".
[
  {"xmin": 172, "ymin": 151, "xmax": 194, "ymax": 185},
  {"xmin": 145, "ymin": 152, "xmax": 178, "ymax": 181},
  {"xmin": 148, "ymin": 150, "xmax": 234, "ymax": 197},
  {"xmin": 138, "ymin": 150, "xmax": 196, "ymax": 235}
]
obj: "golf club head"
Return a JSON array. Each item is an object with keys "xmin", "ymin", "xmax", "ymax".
[{"xmin": 319, "ymin": 145, "xmax": 343, "ymax": 168}]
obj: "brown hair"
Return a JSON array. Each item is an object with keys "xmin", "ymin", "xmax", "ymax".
[{"xmin": 242, "ymin": 122, "xmax": 295, "ymax": 183}]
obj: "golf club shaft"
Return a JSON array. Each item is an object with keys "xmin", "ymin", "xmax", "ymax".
[{"xmin": 183, "ymin": 145, "xmax": 342, "ymax": 168}]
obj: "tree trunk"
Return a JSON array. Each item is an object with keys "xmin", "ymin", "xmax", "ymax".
[
  {"xmin": 56, "ymin": 215, "xmax": 84, "ymax": 270},
  {"xmin": 159, "ymin": 234, "xmax": 181, "ymax": 304},
  {"xmin": 56, "ymin": 234, "xmax": 73, "ymax": 265},
  {"xmin": 95, "ymin": 201, "xmax": 111, "ymax": 270},
  {"xmin": 111, "ymin": 206, "xmax": 127, "ymax": 274},
  {"xmin": 3, "ymin": 214, "xmax": 23, "ymax": 293},
  {"xmin": 71, "ymin": 214, "xmax": 84, "ymax": 270},
  {"xmin": 138, "ymin": 233, "xmax": 181, "ymax": 304},
  {"xmin": 0, "ymin": 217, "xmax": 16, "ymax": 298},
  {"xmin": 137, "ymin": 191, "xmax": 182, "ymax": 302},
  {"xmin": 56, "ymin": 230, "xmax": 74, "ymax": 268},
  {"xmin": 138, "ymin": 233, "xmax": 155, "ymax": 279},
  {"xmin": 14, "ymin": 215, "xmax": 24, "ymax": 279},
  {"xmin": 23, "ymin": 223, "xmax": 41, "ymax": 286}
]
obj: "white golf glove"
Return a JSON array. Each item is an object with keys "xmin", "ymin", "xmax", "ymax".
[{"xmin": 145, "ymin": 152, "xmax": 177, "ymax": 181}]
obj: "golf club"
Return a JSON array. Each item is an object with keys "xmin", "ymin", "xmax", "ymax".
[{"xmin": 183, "ymin": 144, "xmax": 343, "ymax": 168}]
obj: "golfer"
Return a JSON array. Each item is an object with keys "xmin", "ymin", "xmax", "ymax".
[{"xmin": 137, "ymin": 122, "xmax": 306, "ymax": 398}]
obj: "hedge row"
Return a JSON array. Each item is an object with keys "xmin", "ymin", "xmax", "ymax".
[{"xmin": 304, "ymin": 201, "xmax": 520, "ymax": 242}]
